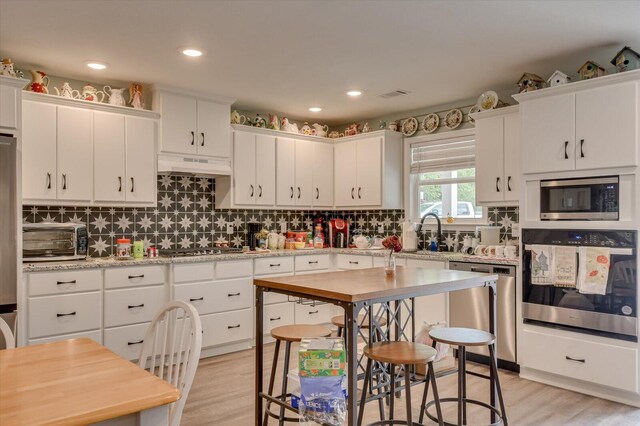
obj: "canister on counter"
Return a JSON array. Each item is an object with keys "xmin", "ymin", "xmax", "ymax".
[{"xmin": 133, "ymin": 241, "xmax": 144, "ymax": 259}]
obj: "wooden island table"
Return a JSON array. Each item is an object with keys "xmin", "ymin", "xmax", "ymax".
[
  {"xmin": 254, "ymin": 266, "xmax": 499, "ymax": 426},
  {"xmin": 0, "ymin": 338, "xmax": 180, "ymax": 426}
]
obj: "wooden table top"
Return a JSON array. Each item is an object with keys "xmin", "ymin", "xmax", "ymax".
[
  {"xmin": 0, "ymin": 338, "xmax": 180, "ymax": 426},
  {"xmin": 254, "ymin": 266, "xmax": 498, "ymax": 303}
]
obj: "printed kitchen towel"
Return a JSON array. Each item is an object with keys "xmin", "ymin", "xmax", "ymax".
[
  {"xmin": 577, "ymin": 247, "xmax": 611, "ymax": 295},
  {"xmin": 530, "ymin": 245, "xmax": 553, "ymax": 285},
  {"xmin": 553, "ymin": 246, "xmax": 577, "ymax": 288}
]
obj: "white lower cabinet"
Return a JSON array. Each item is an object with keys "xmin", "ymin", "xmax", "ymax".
[
  {"xmin": 28, "ymin": 329, "xmax": 102, "ymax": 346},
  {"xmin": 28, "ymin": 292, "xmax": 102, "ymax": 339},
  {"xmin": 104, "ymin": 323, "xmax": 150, "ymax": 361},
  {"xmin": 264, "ymin": 302, "xmax": 295, "ymax": 336},
  {"xmin": 295, "ymin": 254, "xmax": 331, "ymax": 272},
  {"xmin": 336, "ymin": 254, "xmax": 373, "ymax": 270},
  {"xmin": 254, "ymin": 256, "xmax": 294, "ymax": 275},
  {"xmin": 295, "ymin": 302, "xmax": 333, "ymax": 325},
  {"xmin": 173, "ymin": 278, "xmax": 252, "ymax": 315},
  {"xmin": 201, "ymin": 308, "xmax": 253, "ymax": 347},
  {"xmin": 406, "ymin": 259, "xmax": 448, "ymax": 327},
  {"xmin": 104, "ymin": 286, "xmax": 165, "ymax": 327}
]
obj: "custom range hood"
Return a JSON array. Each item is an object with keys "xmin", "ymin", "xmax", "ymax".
[{"xmin": 157, "ymin": 153, "xmax": 232, "ymax": 176}]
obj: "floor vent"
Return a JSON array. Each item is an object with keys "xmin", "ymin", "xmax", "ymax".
[{"xmin": 379, "ymin": 90, "xmax": 411, "ymax": 99}]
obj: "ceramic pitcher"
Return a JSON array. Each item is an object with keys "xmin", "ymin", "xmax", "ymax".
[
  {"xmin": 27, "ymin": 70, "xmax": 49, "ymax": 93},
  {"xmin": 103, "ymin": 86, "xmax": 126, "ymax": 106}
]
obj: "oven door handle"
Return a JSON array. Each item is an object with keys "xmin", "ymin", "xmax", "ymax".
[{"xmin": 523, "ymin": 245, "xmax": 633, "ymax": 256}]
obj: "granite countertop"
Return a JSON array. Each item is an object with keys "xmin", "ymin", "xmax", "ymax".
[{"xmin": 22, "ymin": 248, "xmax": 519, "ymax": 272}]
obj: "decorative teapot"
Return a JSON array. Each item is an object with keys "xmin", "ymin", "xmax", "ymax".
[
  {"xmin": 53, "ymin": 82, "xmax": 80, "ymax": 99},
  {"xmin": 231, "ymin": 110, "xmax": 247, "ymax": 125},
  {"xmin": 268, "ymin": 113, "xmax": 280, "ymax": 130},
  {"xmin": 353, "ymin": 235, "xmax": 371, "ymax": 249},
  {"xmin": 103, "ymin": 85, "xmax": 126, "ymax": 106},
  {"xmin": 345, "ymin": 123, "xmax": 360, "ymax": 136},
  {"xmin": 299, "ymin": 122, "xmax": 312, "ymax": 135},
  {"xmin": 311, "ymin": 123, "xmax": 328, "ymax": 137},
  {"xmin": 81, "ymin": 84, "xmax": 105, "ymax": 102},
  {"xmin": 27, "ymin": 70, "xmax": 49, "ymax": 93},
  {"xmin": 281, "ymin": 117, "xmax": 299, "ymax": 133},
  {"xmin": 328, "ymin": 131, "xmax": 341, "ymax": 139}
]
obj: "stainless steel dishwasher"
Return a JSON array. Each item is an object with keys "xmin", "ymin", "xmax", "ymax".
[{"xmin": 449, "ymin": 261, "xmax": 518, "ymax": 371}]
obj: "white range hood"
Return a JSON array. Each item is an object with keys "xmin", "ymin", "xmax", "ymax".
[{"xmin": 157, "ymin": 153, "xmax": 232, "ymax": 176}]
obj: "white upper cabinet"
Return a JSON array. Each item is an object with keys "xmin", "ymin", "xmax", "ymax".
[
  {"xmin": 276, "ymin": 137, "xmax": 296, "ymax": 206},
  {"xmin": 125, "ymin": 116, "xmax": 156, "ymax": 203},
  {"xmin": 22, "ymin": 101, "xmax": 57, "ymax": 200},
  {"xmin": 255, "ymin": 135, "xmax": 276, "ymax": 205},
  {"xmin": 312, "ymin": 142, "xmax": 333, "ymax": 207},
  {"xmin": 294, "ymin": 140, "xmax": 314, "ymax": 206},
  {"xmin": 516, "ymin": 71, "xmax": 640, "ymax": 174},
  {"xmin": 57, "ymin": 106, "xmax": 93, "ymax": 202},
  {"xmin": 232, "ymin": 131, "xmax": 276, "ymax": 206},
  {"xmin": 474, "ymin": 106, "xmax": 520, "ymax": 205},
  {"xmin": 155, "ymin": 90, "xmax": 231, "ymax": 159},
  {"xmin": 334, "ymin": 140, "xmax": 358, "ymax": 206},
  {"xmin": 355, "ymin": 137, "xmax": 382, "ymax": 206},
  {"xmin": 0, "ymin": 76, "xmax": 26, "ymax": 130},
  {"xmin": 93, "ymin": 112, "xmax": 126, "ymax": 202}
]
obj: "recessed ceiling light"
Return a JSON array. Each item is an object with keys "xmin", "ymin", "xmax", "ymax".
[
  {"xmin": 346, "ymin": 90, "xmax": 362, "ymax": 97},
  {"xmin": 309, "ymin": 107, "xmax": 322, "ymax": 112},
  {"xmin": 86, "ymin": 61, "xmax": 108, "ymax": 70},
  {"xmin": 182, "ymin": 49, "xmax": 203, "ymax": 57}
]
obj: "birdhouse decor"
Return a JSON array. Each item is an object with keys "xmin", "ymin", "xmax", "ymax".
[
  {"xmin": 517, "ymin": 72, "xmax": 545, "ymax": 93},
  {"xmin": 547, "ymin": 70, "xmax": 571, "ymax": 87},
  {"xmin": 610, "ymin": 46, "xmax": 640, "ymax": 73},
  {"xmin": 577, "ymin": 61, "xmax": 606, "ymax": 80}
]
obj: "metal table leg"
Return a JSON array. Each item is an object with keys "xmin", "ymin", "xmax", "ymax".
[
  {"xmin": 255, "ymin": 287, "xmax": 264, "ymax": 425},
  {"xmin": 488, "ymin": 281, "xmax": 497, "ymax": 424},
  {"xmin": 346, "ymin": 302, "xmax": 360, "ymax": 426}
]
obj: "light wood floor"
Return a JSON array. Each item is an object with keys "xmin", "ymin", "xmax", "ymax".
[{"xmin": 182, "ymin": 343, "xmax": 640, "ymax": 426}]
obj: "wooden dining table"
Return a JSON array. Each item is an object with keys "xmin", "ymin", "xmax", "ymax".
[
  {"xmin": 0, "ymin": 338, "xmax": 180, "ymax": 426},
  {"xmin": 254, "ymin": 266, "xmax": 499, "ymax": 426}
]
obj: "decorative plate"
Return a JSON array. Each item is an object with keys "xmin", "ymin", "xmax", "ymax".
[
  {"xmin": 401, "ymin": 117, "xmax": 418, "ymax": 136},
  {"xmin": 477, "ymin": 90, "xmax": 499, "ymax": 111},
  {"xmin": 444, "ymin": 109, "xmax": 463, "ymax": 129},
  {"xmin": 468, "ymin": 105, "xmax": 480, "ymax": 123},
  {"xmin": 422, "ymin": 113, "xmax": 439, "ymax": 133}
]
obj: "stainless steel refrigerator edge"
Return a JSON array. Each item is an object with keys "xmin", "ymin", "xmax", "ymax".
[{"xmin": 0, "ymin": 135, "xmax": 18, "ymax": 348}]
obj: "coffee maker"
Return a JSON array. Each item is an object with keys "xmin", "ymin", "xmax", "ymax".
[
  {"xmin": 328, "ymin": 218, "xmax": 349, "ymax": 248},
  {"xmin": 247, "ymin": 223, "xmax": 261, "ymax": 250}
]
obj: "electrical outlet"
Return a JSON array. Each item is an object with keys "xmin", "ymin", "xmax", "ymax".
[
  {"xmin": 280, "ymin": 222, "xmax": 287, "ymax": 234},
  {"xmin": 511, "ymin": 223, "xmax": 520, "ymax": 238},
  {"xmin": 378, "ymin": 225, "xmax": 384, "ymax": 234},
  {"xmin": 226, "ymin": 224, "xmax": 233, "ymax": 234}
]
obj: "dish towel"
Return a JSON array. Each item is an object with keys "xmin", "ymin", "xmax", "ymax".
[
  {"xmin": 577, "ymin": 247, "xmax": 611, "ymax": 295},
  {"xmin": 553, "ymin": 246, "xmax": 577, "ymax": 288},
  {"xmin": 530, "ymin": 245, "xmax": 553, "ymax": 285}
]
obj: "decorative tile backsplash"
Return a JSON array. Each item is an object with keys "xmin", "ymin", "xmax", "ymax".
[{"xmin": 23, "ymin": 175, "xmax": 518, "ymax": 257}]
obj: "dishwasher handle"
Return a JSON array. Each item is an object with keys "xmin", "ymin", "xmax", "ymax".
[{"xmin": 470, "ymin": 267, "xmax": 491, "ymax": 273}]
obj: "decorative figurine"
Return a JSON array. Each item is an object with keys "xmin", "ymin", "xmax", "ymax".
[
  {"xmin": 299, "ymin": 121, "xmax": 312, "ymax": 135},
  {"xmin": 610, "ymin": 46, "xmax": 640, "ymax": 73},
  {"xmin": 268, "ymin": 113, "xmax": 280, "ymax": 130},
  {"xmin": 230, "ymin": 110, "xmax": 247, "ymax": 125},
  {"xmin": 577, "ymin": 61, "xmax": 605, "ymax": 80},
  {"xmin": 53, "ymin": 82, "xmax": 81, "ymax": 99},
  {"xmin": 82, "ymin": 84, "xmax": 105, "ymax": 102},
  {"xmin": 26, "ymin": 70, "xmax": 49, "ymax": 93},
  {"xmin": 362, "ymin": 122, "xmax": 371, "ymax": 133},
  {"xmin": 252, "ymin": 113, "xmax": 266, "ymax": 128},
  {"xmin": 281, "ymin": 117, "xmax": 299, "ymax": 133},
  {"xmin": 517, "ymin": 72, "xmax": 545, "ymax": 93},
  {"xmin": 344, "ymin": 123, "xmax": 360, "ymax": 136},
  {"xmin": 547, "ymin": 70, "xmax": 571, "ymax": 87},
  {"xmin": 378, "ymin": 120, "xmax": 386, "ymax": 130},
  {"xmin": 311, "ymin": 123, "xmax": 328, "ymax": 137},
  {"xmin": 328, "ymin": 131, "xmax": 340, "ymax": 139},
  {"xmin": 129, "ymin": 83, "xmax": 144, "ymax": 108},
  {"xmin": 388, "ymin": 121, "xmax": 400, "ymax": 132},
  {"xmin": 0, "ymin": 58, "xmax": 17, "ymax": 77}
]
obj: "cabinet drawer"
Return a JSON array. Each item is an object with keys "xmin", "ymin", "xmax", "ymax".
[
  {"xmin": 265, "ymin": 292, "xmax": 289, "ymax": 305},
  {"xmin": 215, "ymin": 259, "xmax": 253, "ymax": 279},
  {"xmin": 254, "ymin": 257, "xmax": 294, "ymax": 276},
  {"xmin": 201, "ymin": 308, "xmax": 253, "ymax": 347},
  {"xmin": 104, "ymin": 286, "xmax": 165, "ymax": 327},
  {"xmin": 174, "ymin": 263, "xmax": 214, "ymax": 283},
  {"xmin": 29, "ymin": 330, "xmax": 102, "ymax": 346},
  {"xmin": 295, "ymin": 254, "xmax": 331, "ymax": 272},
  {"xmin": 521, "ymin": 328, "xmax": 638, "ymax": 392},
  {"xmin": 29, "ymin": 292, "xmax": 101, "ymax": 338},
  {"xmin": 29, "ymin": 270, "xmax": 102, "ymax": 296},
  {"xmin": 105, "ymin": 265, "xmax": 166, "ymax": 289},
  {"xmin": 336, "ymin": 254, "xmax": 373, "ymax": 270},
  {"xmin": 264, "ymin": 303, "xmax": 295, "ymax": 335},
  {"xmin": 294, "ymin": 302, "xmax": 333, "ymax": 325},
  {"xmin": 104, "ymin": 323, "xmax": 151, "ymax": 361},
  {"xmin": 174, "ymin": 278, "xmax": 252, "ymax": 315}
]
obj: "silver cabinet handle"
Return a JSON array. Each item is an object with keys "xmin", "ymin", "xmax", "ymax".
[
  {"xmin": 47, "ymin": 172, "xmax": 52, "ymax": 189},
  {"xmin": 62, "ymin": 173, "xmax": 67, "ymax": 190},
  {"xmin": 130, "ymin": 177, "xmax": 135, "ymax": 192},
  {"xmin": 201, "ymin": 132, "xmax": 205, "ymax": 146},
  {"xmin": 118, "ymin": 176, "xmax": 122, "ymax": 192},
  {"xmin": 565, "ymin": 356, "xmax": 585, "ymax": 363}
]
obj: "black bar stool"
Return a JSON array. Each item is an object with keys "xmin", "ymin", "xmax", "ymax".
[
  {"xmin": 420, "ymin": 327, "xmax": 507, "ymax": 426},
  {"xmin": 263, "ymin": 324, "xmax": 332, "ymax": 426},
  {"xmin": 358, "ymin": 341, "xmax": 444, "ymax": 426}
]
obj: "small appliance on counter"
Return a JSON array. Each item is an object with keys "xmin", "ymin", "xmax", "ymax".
[
  {"xmin": 401, "ymin": 220, "xmax": 418, "ymax": 252},
  {"xmin": 22, "ymin": 222, "xmax": 88, "ymax": 262},
  {"xmin": 477, "ymin": 226, "xmax": 500, "ymax": 246},
  {"xmin": 247, "ymin": 223, "xmax": 262, "ymax": 251},
  {"xmin": 328, "ymin": 218, "xmax": 349, "ymax": 248}
]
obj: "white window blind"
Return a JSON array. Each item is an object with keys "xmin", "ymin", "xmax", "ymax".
[{"xmin": 410, "ymin": 136, "xmax": 475, "ymax": 174}]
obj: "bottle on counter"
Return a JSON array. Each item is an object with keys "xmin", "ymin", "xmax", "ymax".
[{"xmin": 313, "ymin": 225, "xmax": 324, "ymax": 249}]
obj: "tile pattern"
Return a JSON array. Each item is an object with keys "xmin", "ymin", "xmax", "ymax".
[{"xmin": 23, "ymin": 175, "xmax": 519, "ymax": 257}]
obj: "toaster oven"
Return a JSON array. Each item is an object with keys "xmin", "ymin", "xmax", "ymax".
[{"xmin": 23, "ymin": 223, "xmax": 88, "ymax": 262}]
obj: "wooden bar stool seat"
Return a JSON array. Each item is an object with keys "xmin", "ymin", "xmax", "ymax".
[
  {"xmin": 358, "ymin": 342, "xmax": 444, "ymax": 426},
  {"xmin": 420, "ymin": 327, "xmax": 507, "ymax": 426},
  {"xmin": 263, "ymin": 324, "xmax": 332, "ymax": 426}
]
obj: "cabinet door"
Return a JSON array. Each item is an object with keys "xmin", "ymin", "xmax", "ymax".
[
  {"xmin": 255, "ymin": 135, "xmax": 276, "ymax": 205},
  {"xmin": 57, "ymin": 107, "xmax": 93, "ymax": 202},
  {"xmin": 93, "ymin": 112, "xmax": 125, "ymax": 202},
  {"xmin": 312, "ymin": 142, "xmax": 334, "ymax": 207},
  {"xmin": 196, "ymin": 100, "xmax": 230, "ymax": 158},
  {"xmin": 356, "ymin": 137, "xmax": 382, "ymax": 206},
  {"xmin": 575, "ymin": 82, "xmax": 638, "ymax": 170},
  {"xmin": 295, "ymin": 139, "xmax": 314, "ymax": 206},
  {"xmin": 475, "ymin": 115, "xmax": 504, "ymax": 203},
  {"xmin": 521, "ymin": 94, "xmax": 575, "ymax": 174},
  {"xmin": 233, "ymin": 132, "xmax": 256, "ymax": 205},
  {"xmin": 276, "ymin": 137, "xmax": 296, "ymax": 206},
  {"xmin": 22, "ymin": 101, "xmax": 57, "ymax": 200},
  {"xmin": 503, "ymin": 112, "xmax": 521, "ymax": 202},
  {"xmin": 0, "ymin": 84, "xmax": 18, "ymax": 129},
  {"xmin": 126, "ymin": 117, "xmax": 156, "ymax": 203},
  {"xmin": 159, "ymin": 92, "xmax": 197, "ymax": 155},
  {"xmin": 334, "ymin": 141, "xmax": 358, "ymax": 206}
]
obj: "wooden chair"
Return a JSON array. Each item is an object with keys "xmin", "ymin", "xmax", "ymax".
[
  {"xmin": 138, "ymin": 301, "xmax": 202, "ymax": 426},
  {"xmin": 0, "ymin": 317, "xmax": 15, "ymax": 349}
]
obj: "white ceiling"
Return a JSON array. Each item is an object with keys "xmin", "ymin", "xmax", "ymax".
[{"xmin": 1, "ymin": 0, "xmax": 639, "ymax": 125}]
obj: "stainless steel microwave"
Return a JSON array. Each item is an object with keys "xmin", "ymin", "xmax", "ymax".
[
  {"xmin": 23, "ymin": 223, "xmax": 88, "ymax": 262},
  {"xmin": 540, "ymin": 176, "xmax": 619, "ymax": 221}
]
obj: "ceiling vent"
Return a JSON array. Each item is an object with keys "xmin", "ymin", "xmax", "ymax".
[{"xmin": 379, "ymin": 90, "xmax": 411, "ymax": 99}]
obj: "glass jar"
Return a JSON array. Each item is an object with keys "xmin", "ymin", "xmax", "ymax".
[
  {"xmin": 384, "ymin": 254, "xmax": 396, "ymax": 277},
  {"xmin": 116, "ymin": 238, "xmax": 131, "ymax": 259}
]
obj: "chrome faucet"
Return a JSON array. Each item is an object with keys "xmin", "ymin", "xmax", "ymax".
[{"xmin": 416, "ymin": 213, "xmax": 444, "ymax": 251}]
